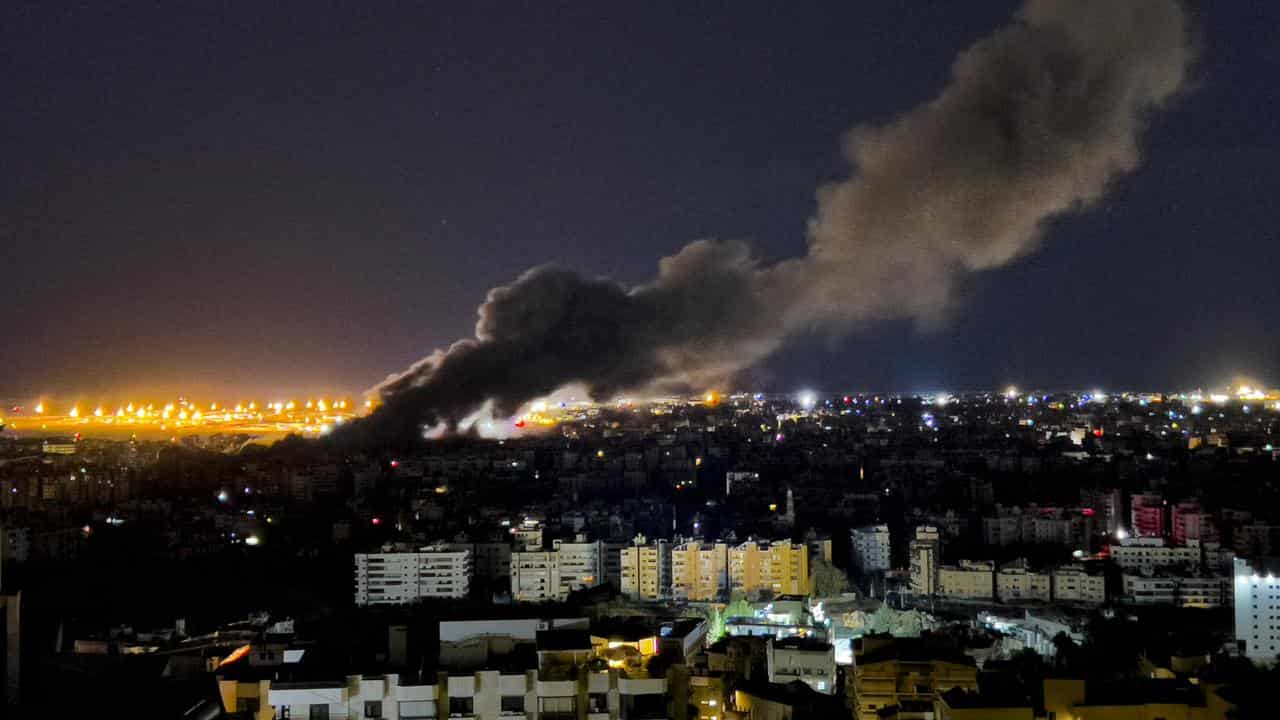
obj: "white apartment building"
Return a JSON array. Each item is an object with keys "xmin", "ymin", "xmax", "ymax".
[
  {"xmin": 1109, "ymin": 537, "xmax": 1202, "ymax": 573},
  {"xmin": 766, "ymin": 638, "xmax": 837, "ymax": 694},
  {"xmin": 1050, "ymin": 565, "xmax": 1107, "ymax": 604},
  {"xmin": 554, "ymin": 538, "xmax": 605, "ymax": 596},
  {"xmin": 510, "ymin": 538, "xmax": 606, "ymax": 603},
  {"xmin": 850, "ymin": 525, "xmax": 891, "ymax": 574},
  {"xmin": 619, "ymin": 537, "xmax": 672, "ymax": 601},
  {"xmin": 996, "ymin": 564, "xmax": 1051, "ymax": 603},
  {"xmin": 354, "ymin": 547, "xmax": 472, "ymax": 606},
  {"xmin": 222, "ymin": 666, "xmax": 668, "ymax": 720},
  {"xmin": 511, "ymin": 550, "xmax": 562, "ymax": 603},
  {"xmin": 938, "ymin": 560, "xmax": 994, "ymax": 601},
  {"xmin": 1234, "ymin": 557, "xmax": 1280, "ymax": 665}
]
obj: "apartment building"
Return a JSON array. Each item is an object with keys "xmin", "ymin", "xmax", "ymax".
[
  {"xmin": 850, "ymin": 636, "xmax": 978, "ymax": 720},
  {"xmin": 619, "ymin": 537, "xmax": 672, "ymax": 602},
  {"xmin": 850, "ymin": 525, "xmax": 891, "ymax": 575},
  {"xmin": 1050, "ymin": 565, "xmax": 1107, "ymax": 604},
  {"xmin": 354, "ymin": 546, "xmax": 472, "ymax": 606},
  {"xmin": 766, "ymin": 637, "xmax": 836, "ymax": 694},
  {"xmin": 1109, "ymin": 537, "xmax": 1202, "ymax": 573},
  {"xmin": 511, "ymin": 550, "xmax": 562, "ymax": 603},
  {"xmin": 671, "ymin": 541, "xmax": 729, "ymax": 602},
  {"xmin": 908, "ymin": 526, "xmax": 942, "ymax": 596},
  {"xmin": 938, "ymin": 560, "xmax": 994, "ymax": 601},
  {"xmin": 728, "ymin": 539, "xmax": 810, "ymax": 598},
  {"xmin": 1234, "ymin": 557, "xmax": 1280, "ymax": 664},
  {"xmin": 996, "ymin": 562, "xmax": 1051, "ymax": 603}
]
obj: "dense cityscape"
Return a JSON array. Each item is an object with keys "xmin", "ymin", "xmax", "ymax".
[
  {"xmin": 6, "ymin": 0, "xmax": 1277, "ymax": 717},
  {"xmin": 1, "ymin": 387, "xmax": 1278, "ymax": 717}
]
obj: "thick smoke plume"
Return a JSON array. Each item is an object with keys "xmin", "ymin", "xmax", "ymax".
[{"xmin": 355, "ymin": 0, "xmax": 1194, "ymax": 445}]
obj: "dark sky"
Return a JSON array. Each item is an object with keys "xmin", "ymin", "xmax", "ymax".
[{"xmin": 3, "ymin": 1, "xmax": 1278, "ymax": 400}]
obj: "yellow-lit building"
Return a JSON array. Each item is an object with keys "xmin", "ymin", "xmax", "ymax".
[
  {"xmin": 850, "ymin": 636, "xmax": 978, "ymax": 720},
  {"xmin": 729, "ymin": 539, "xmax": 811, "ymax": 598},
  {"xmin": 1042, "ymin": 677, "xmax": 1234, "ymax": 720},
  {"xmin": 672, "ymin": 541, "xmax": 729, "ymax": 602}
]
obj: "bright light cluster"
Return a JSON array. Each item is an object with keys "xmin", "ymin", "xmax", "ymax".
[{"xmin": 3, "ymin": 396, "xmax": 369, "ymax": 438}]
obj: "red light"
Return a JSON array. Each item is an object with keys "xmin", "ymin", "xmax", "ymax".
[
  {"xmin": 843, "ymin": 396, "xmax": 852, "ymax": 403},
  {"xmin": 1093, "ymin": 428, "xmax": 1104, "ymax": 437},
  {"xmin": 74, "ymin": 433, "xmax": 81, "ymax": 441},
  {"xmin": 371, "ymin": 517, "xmax": 382, "ymax": 526},
  {"xmin": 515, "ymin": 420, "xmax": 526, "ymax": 428},
  {"xmin": 1082, "ymin": 508, "xmax": 1096, "ymax": 516},
  {"xmin": 389, "ymin": 460, "xmax": 400, "ymax": 468}
]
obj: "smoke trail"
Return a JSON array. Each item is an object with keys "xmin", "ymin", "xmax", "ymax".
[{"xmin": 354, "ymin": 0, "xmax": 1194, "ymax": 445}]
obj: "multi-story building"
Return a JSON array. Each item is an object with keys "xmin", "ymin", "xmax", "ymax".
[
  {"xmin": 554, "ymin": 537, "xmax": 606, "ymax": 596},
  {"xmin": 1109, "ymin": 537, "xmax": 1201, "ymax": 573},
  {"xmin": 850, "ymin": 635, "xmax": 978, "ymax": 720},
  {"xmin": 620, "ymin": 536, "xmax": 672, "ymax": 601},
  {"xmin": 1234, "ymin": 557, "xmax": 1280, "ymax": 665},
  {"xmin": 354, "ymin": 546, "xmax": 472, "ymax": 605},
  {"xmin": 850, "ymin": 525, "xmax": 891, "ymax": 575},
  {"xmin": 804, "ymin": 533, "xmax": 833, "ymax": 566},
  {"xmin": 1050, "ymin": 565, "xmax": 1107, "ymax": 604},
  {"xmin": 1080, "ymin": 487, "xmax": 1123, "ymax": 535},
  {"xmin": 1122, "ymin": 572, "xmax": 1228, "ymax": 607},
  {"xmin": 219, "ymin": 620, "xmax": 676, "ymax": 720},
  {"xmin": 445, "ymin": 541, "xmax": 512, "ymax": 593},
  {"xmin": 909, "ymin": 526, "xmax": 942, "ymax": 596},
  {"xmin": 511, "ymin": 550, "xmax": 562, "ymax": 603},
  {"xmin": 982, "ymin": 513, "xmax": 1021, "ymax": 548},
  {"xmin": 766, "ymin": 637, "xmax": 836, "ymax": 694},
  {"xmin": 510, "ymin": 537, "xmax": 606, "ymax": 603},
  {"xmin": 511, "ymin": 519, "xmax": 544, "ymax": 551},
  {"xmin": 671, "ymin": 541, "xmax": 728, "ymax": 602},
  {"xmin": 1130, "ymin": 492, "xmax": 1166, "ymax": 538},
  {"xmin": 728, "ymin": 539, "xmax": 810, "ymax": 598},
  {"xmin": 1172, "ymin": 501, "xmax": 1218, "ymax": 545},
  {"xmin": 938, "ymin": 560, "xmax": 994, "ymax": 601},
  {"xmin": 996, "ymin": 562, "xmax": 1051, "ymax": 603},
  {"xmin": 1233, "ymin": 523, "xmax": 1280, "ymax": 556}
]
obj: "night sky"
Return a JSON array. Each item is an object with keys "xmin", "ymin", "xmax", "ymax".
[{"xmin": 3, "ymin": 2, "xmax": 1278, "ymax": 400}]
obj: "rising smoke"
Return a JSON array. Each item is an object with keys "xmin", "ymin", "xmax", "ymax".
[{"xmin": 353, "ymin": 0, "xmax": 1195, "ymax": 445}]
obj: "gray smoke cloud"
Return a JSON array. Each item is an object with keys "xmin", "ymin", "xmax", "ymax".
[{"xmin": 354, "ymin": 0, "xmax": 1194, "ymax": 445}]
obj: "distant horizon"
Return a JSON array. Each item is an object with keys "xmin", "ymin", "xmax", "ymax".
[{"xmin": 3, "ymin": 379, "xmax": 1276, "ymax": 409}]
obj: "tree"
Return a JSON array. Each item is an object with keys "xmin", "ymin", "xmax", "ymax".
[
  {"xmin": 703, "ymin": 605, "xmax": 726, "ymax": 643},
  {"xmin": 809, "ymin": 558, "xmax": 851, "ymax": 598},
  {"xmin": 725, "ymin": 596, "xmax": 754, "ymax": 620}
]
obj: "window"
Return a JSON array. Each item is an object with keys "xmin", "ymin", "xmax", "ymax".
[
  {"xmin": 280, "ymin": 707, "xmax": 291, "ymax": 720},
  {"xmin": 449, "ymin": 696, "xmax": 474, "ymax": 717},
  {"xmin": 500, "ymin": 695, "xmax": 524, "ymax": 714},
  {"xmin": 365, "ymin": 700, "xmax": 384, "ymax": 718},
  {"xmin": 399, "ymin": 700, "xmax": 437, "ymax": 719},
  {"xmin": 310, "ymin": 706, "xmax": 330, "ymax": 720},
  {"xmin": 588, "ymin": 693, "xmax": 608, "ymax": 713},
  {"xmin": 237, "ymin": 699, "xmax": 260, "ymax": 714},
  {"xmin": 539, "ymin": 696, "xmax": 576, "ymax": 720}
]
